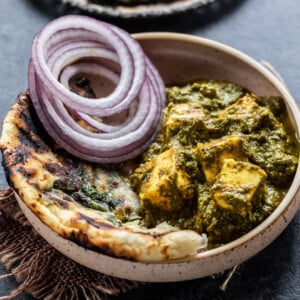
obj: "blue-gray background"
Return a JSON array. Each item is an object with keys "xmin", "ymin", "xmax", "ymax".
[{"xmin": 0, "ymin": 0, "xmax": 299, "ymax": 299}]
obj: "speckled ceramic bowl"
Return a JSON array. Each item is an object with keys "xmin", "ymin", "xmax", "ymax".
[{"xmin": 16, "ymin": 33, "xmax": 300, "ymax": 282}]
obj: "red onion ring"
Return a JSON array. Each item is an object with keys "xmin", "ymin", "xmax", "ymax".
[
  {"xmin": 28, "ymin": 16, "xmax": 165, "ymax": 163},
  {"xmin": 32, "ymin": 17, "xmax": 146, "ymax": 115}
]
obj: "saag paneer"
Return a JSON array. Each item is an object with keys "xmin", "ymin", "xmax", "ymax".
[{"xmin": 130, "ymin": 80, "xmax": 299, "ymax": 248}]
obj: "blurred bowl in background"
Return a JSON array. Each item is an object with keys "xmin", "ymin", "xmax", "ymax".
[{"xmin": 61, "ymin": 0, "xmax": 215, "ymax": 18}]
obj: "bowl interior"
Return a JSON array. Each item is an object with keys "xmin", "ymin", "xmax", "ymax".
[{"xmin": 135, "ymin": 33, "xmax": 281, "ymax": 96}]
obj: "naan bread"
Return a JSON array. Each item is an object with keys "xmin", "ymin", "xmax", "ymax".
[{"xmin": 0, "ymin": 92, "xmax": 207, "ymax": 262}]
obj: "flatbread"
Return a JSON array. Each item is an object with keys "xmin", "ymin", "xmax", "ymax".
[{"xmin": 0, "ymin": 91, "xmax": 207, "ymax": 262}]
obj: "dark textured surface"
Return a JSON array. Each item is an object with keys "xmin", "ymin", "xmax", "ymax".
[{"xmin": 0, "ymin": 0, "xmax": 299, "ymax": 299}]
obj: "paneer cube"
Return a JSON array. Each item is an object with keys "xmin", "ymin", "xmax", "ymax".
[
  {"xmin": 164, "ymin": 102, "xmax": 205, "ymax": 146},
  {"xmin": 218, "ymin": 94, "xmax": 269, "ymax": 133},
  {"xmin": 212, "ymin": 159, "xmax": 267, "ymax": 216},
  {"xmin": 196, "ymin": 135, "xmax": 247, "ymax": 184},
  {"xmin": 139, "ymin": 148, "xmax": 194, "ymax": 212}
]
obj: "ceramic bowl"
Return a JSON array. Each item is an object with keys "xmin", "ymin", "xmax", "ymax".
[{"xmin": 16, "ymin": 33, "xmax": 300, "ymax": 282}]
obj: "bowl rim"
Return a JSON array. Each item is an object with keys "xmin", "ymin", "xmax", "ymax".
[{"xmin": 133, "ymin": 32, "xmax": 300, "ymax": 261}]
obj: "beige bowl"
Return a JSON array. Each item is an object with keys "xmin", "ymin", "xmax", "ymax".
[{"xmin": 16, "ymin": 33, "xmax": 300, "ymax": 282}]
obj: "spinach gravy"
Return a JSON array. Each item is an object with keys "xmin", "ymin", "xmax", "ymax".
[{"xmin": 129, "ymin": 80, "xmax": 299, "ymax": 248}]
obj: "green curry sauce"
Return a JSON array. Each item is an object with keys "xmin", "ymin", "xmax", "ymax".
[{"xmin": 129, "ymin": 80, "xmax": 299, "ymax": 248}]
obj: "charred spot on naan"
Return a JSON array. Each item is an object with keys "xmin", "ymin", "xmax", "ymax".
[{"xmin": 12, "ymin": 92, "xmax": 53, "ymax": 151}]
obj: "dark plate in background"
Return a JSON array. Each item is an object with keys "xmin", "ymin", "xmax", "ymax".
[{"xmin": 61, "ymin": 0, "xmax": 215, "ymax": 18}]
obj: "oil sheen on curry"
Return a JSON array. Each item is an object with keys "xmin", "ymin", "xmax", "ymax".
[
  {"xmin": 2, "ymin": 79, "xmax": 299, "ymax": 254},
  {"xmin": 129, "ymin": 80, "xmax": 299, "ymax": 248}
]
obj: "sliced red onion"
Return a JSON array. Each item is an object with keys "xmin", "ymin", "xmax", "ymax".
[
  {"xmin": 28, "ymin": 16, "xmax": 165, "ymax": 163},
  {"xmin": 60, "ymin": 61, "xmax": 138, "ymax": 133},
  {"xmin": 31, "ymin": 17, "xmax": 146, "ymax": 115}
]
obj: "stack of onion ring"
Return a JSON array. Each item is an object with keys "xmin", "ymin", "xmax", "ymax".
[{"xmin": 28, "ymin": 15, "xmax": 165, "ymax": 163}]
